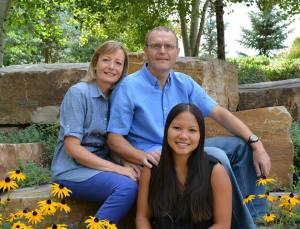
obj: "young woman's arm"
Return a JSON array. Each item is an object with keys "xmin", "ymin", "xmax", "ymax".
[
  {"xmin": 209, "ymin": 163, "xmax": 232, "ymax": 229},
  {"xmin": 136, "ymin": 167, "xmax": 152, "ymax": 229},
  {"xmin": 64, "ymin": 136, "xmax": 138, "ymax": 181}
]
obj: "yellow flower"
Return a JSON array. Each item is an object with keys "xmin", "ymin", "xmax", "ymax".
[
  {"xmin": 46, "ymin": 224, "xmax": 68, "ymax": 229},
  {"xmin": 51, "ymin": 183, "xmax": 72, "ymax": 199},
  {"xmin": 280, "ymin": 193, "xmax": 300, "ymax": 207},
  {"xmin": 15, "ymin": 209, "xmax": 29, "ymax": 218},
  {"xmin": 106, "ymin": 221, "xmax": 118, "ymax": 229},
  {"xmin": 256, "ymin": 176, "xmax": 275, "ymax": 186},
  {"xmin": 0, "ymin": 177, "xmax": 18, "ymax": 191},
  {"xmin": 258, "ymin": 192, "xmax": 277, "ymax": 202},
  {"xmin": 56, "ymin": 200, "xmax": 71, "ymax": 213},
  {"xmin": 283, "ymin": 210, "xmax": 296, "ymax": 217},
  {"xmin": 38, "ymin": 199, "xmax": 57, "ymax": 215},
  {"xmin": 243, "ymin": 194, "xmax": 255, "ymax": 204},
  {"xmin": 8, "ymin": 170, "xmax": 26, "ymax": 181},
  {"xmin": 85, "ymin": 216, "xmax": 111, "ymax": 229},
  {"xmin": 25, "ymin": 210, "xmax": 44, "ymax": 224},
  {"xmin": 11, "ymin": 221, "xmax": 33, "ymax": 229},
  {"xmin": 7, "ymin": 212, "xmax": 19, "ymax": 223},
  {"xmin": 0, "ymin": 213, "xmax": 3, "ymax": 225},
  {"xmin": 263, "ymin": 213, "xmax": 276, "ymax": 223}
]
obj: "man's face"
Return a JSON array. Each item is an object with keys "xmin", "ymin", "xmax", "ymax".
[{"xmin": 144, "ymin": 30, "xmax": 180, "ymax": 75}]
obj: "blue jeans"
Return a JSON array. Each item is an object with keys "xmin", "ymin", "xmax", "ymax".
[
  {"xmin": 56, "ymin": 172, "xmax": 138, "ymax": 223},
  {"xmin": 205, "ymin": 136, "xmax": 267, "ymax": 229}
]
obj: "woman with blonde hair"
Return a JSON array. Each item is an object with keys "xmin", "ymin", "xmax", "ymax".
[{"xmin": 51, "ymin": 41, "xmax": 138, "ymax": 223}]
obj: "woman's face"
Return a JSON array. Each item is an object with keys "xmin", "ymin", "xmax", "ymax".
[
  {"xmin": 95, "ymin": 49, "xmax": 125, "ymax": 88},
  {"xmin": 167, "ymin": 111, "xmax": 200, "ymax": 158}
]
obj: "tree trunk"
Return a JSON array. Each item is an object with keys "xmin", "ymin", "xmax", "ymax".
[
  {"xmin": 189, "ymin": 0, "xmax": 200, "ymax": 53},
  {"xmin": 193, "ymin": 0, "xmax": 210, "ymax": 56},
  {"xmin": 0, "ymin": 0, "xmax": 10, "ymax": 67},
  {"xmin": 178, "ymin": 0, "xmax": 191, "ymax": 56},
  {"xmin": 215, "ymin": 0, "xmax": 225, "ymax": 60}
]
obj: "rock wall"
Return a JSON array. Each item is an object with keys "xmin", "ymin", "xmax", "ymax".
[
  {"xmin": 239, "ymin": 78, "xmax": 300, "ymax": 120},
  {"xmin": 0, "ymin": 54, "xmax": 238, "ymax": 124},
  {"xmin": 206, "ymin": 106, "xmax": 294, "ymax": 186}
]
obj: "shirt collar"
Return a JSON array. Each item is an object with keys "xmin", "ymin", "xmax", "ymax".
[
  {"xmin": 141, "ymin": 64, "xmax": 173, "ymax": 87},
  {"xmin": 89, "ymin": 81, "xmax": 106, "ymax": 98}
]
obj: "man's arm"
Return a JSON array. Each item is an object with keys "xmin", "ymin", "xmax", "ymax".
[
  {"xmin": 107, "ymin": 133, "xmax": 160, "ymax": 168},
  {"xmin": 209, "ymin": 105, "xmax": 271, "ymax": 177}
]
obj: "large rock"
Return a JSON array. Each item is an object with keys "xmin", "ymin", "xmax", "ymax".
[
  {"xmin": 205, "ymin": 106, "xmax": 294, "ymax": 186},
  {"xmin": 0, "ymin": 56, "xmax": 238, "ymax": 124},
  {"xmin": 0, "ymin": 184, "xmax": 135, "ymax": 228},
  {"xmin": 0, "ymin": 143, "xmax": 42, "ymax": 179},
  {"xmin": 239, "ymin": 78, "xmax": 300, "ymax": 120}
]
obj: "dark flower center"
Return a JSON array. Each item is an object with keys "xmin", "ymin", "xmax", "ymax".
[
  {"xmin": 267, "ymin": 213, "xmax": 270, "ymax": 216},
  {"xmin": 5, "ymin": 177, "xmax": 11, "ymax": 182},
  {"xmin": 33, "ymin": 211, "xmax": 37, "ymax": 216},
  {"xmin": 23, "ymin": 209, "xmax": 28, "ymax": 213},
  {"xmin": 61, "ymin": 200, "xmax": 66, "ymax": 205},
  {"xmin": 289, "ymin": 193, "xmax": 294, "ymax": 198},
  {"xmin": 266, "ymin": 191, "xmax": 269, "ymax": 195},
  {"xmin": 47, "ymin": 199, "xmax": 52, "ymax": 204},
  {"xmin": 16, "ymin": 170, "xmax": 21, "ymax": 174},
  {"xmin": 59, "ymin": 184, "xmax": 64, "ymax": 189},
  {"xmin": 16, "ymin": 226, "xmax": 20, "ymax": 228},
  {"xmin": 261, "ymin": 175, "xmax": 266, "ymax": 179},
  {"xmin": 52, "ymin": 225, "xmax": 58, "ymax": 229},
  {"xmin": 94, "ymin": 217, "xmax": 99, "ymax": 222}
]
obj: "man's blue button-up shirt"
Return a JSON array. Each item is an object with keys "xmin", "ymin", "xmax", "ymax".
[{"xmin": 107, "ymin": 64, "xmax": 217, "ymax": 153}]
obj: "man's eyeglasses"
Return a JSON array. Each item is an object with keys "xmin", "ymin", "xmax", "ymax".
[{"xmin": 147, "ymin": 43, "xmax": 177, "ymax": 51}]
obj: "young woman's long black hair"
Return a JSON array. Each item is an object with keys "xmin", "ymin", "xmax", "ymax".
[{"xmin": 148, "ymin": 103, "xmax": 213, "ymax": 222}]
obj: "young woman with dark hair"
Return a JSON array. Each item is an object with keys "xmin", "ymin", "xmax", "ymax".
[{"xmin": 136, "ymin": 103, "xmax": 232, "ymax": 229}]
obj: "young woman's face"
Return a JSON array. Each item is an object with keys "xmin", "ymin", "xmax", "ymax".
[
  {"xmin": 95, "ymin": 49, "xmax": 125, "ymax": 88},
  {"xmin": 167, "ymin": 111, "xmax": 200, "ymax": 157}
]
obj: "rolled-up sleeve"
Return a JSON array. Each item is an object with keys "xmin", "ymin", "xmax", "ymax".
[{"xmin": 59, "ymin": 87, "xmax": 86, "ymax": 141}]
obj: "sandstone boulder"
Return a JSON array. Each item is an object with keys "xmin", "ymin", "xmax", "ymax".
[
  {"xmin": 205, "ymin": 106, "xmax": 294, "ymax": 186},
  {"xmin": 0, "ymin": 56, "xmax": 238, "ymax": 124},
  {"xmin": 0, "ymin": 143, "xmax": 42, "ymax": 179},
  {"xmin": 239, "ymin": 78, "xmax": 300, "ymax": 120}
]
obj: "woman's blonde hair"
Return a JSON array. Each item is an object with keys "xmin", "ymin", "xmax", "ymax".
[{"xmin": 82, "ymin": 40, "xmax": 128, "ymax": 83}]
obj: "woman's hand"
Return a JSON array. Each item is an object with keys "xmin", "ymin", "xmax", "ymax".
[{"xmin": 116, "ymin": 165, "xmax": 139, "ymax": 181}]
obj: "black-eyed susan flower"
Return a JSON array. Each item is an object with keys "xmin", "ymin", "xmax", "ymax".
[
  {"xmin": 8, "ymin": 170, "xmax": 26, "ymax": 182},
  {"xmin": 11, "ymin": 221, "xmax": 33, "ymax": 229},
  {"xmin": 56, "ymin": 200, "xmax": 71, "ymax": 213},
  {"xmin": 38, "ymin": 199, "xmax": 57, "ymax": 215},
  {"xmin": 280, "ymin": 193, "xmax": 300, "ymax": 207},
  {"xmin": 15, "ymin": 209, "xmax": 29, "ymax": 219},
  {"xmin": 0, "ymin": 177, "xmax": 18, "ymax": 191},
  {"xmin": 258, "ymin": 192, "xmax": 277, "ymax": 202},
  {"xmin": 25, "ymin": 210, "xmax": 44, "ymax": 224},
  {"xmin": 256, "ymin": 176, "xmax": 275, "ymax": 186},
  {"xmin": 85, "ymin": 216, "xmax": 110, "ymax": 229},
  {"xmin": 243, "ymin": 194, "xmax": 255, "ymax": 204},
  {"xmin": 7, "ymin": 212, "xmax": 19, "ymax": 223},
  {"xmin": 51, "ymin": 183, "xmax": 72, "ymax": 199},
  {"xmin": 263, "ymin": 213, "xmax": 276, "ymax": 223},
  {"xmin": 283, "ymin": 210, "xmax": 296, "ymax": 217},
  {"xmin": 46, "ymin": 224, "xmax": 68, "ymax": 229},
  {"xmin": 106, "ymin": 221, "xmax": 118, "ymax": 229}
]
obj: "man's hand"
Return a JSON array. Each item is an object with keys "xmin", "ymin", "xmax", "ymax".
[
  {"xmin": 252, "ymin": 141, "xmax": 271, "ymax": 177},
  {"xmin": 142, "ymin": 151, "xmax": 161, "ymax": 168}
]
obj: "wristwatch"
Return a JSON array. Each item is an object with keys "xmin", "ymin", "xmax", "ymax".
[{"xmin": 247, "ymin": 134, "xmax": 260, "ymax": 145}]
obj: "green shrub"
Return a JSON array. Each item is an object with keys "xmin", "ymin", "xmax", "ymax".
[
  {"xmin": 292, "ymin": 120, "xmax": 300, "ymax": 186},
  {"xmin": 0, "ymin": 123, "xmax": 59, "ymax": 168},
  {"xmin": 228, "ymin": 56, "xmax": 300, "ymax": 84},
  {"xmin": 288, "ymin": 37, "xmax": 300, "ymax": 59},
  {"xmin": 18, "ymin": 162, "xmax": 51, "ymax": 188}
]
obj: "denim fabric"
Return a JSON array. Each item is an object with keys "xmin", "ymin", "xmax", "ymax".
[
  {"xmin": 56, "ymin": 172, "xmax": 138, "ymax": 224},
  {"xmin": 205, "ymin": 136, "xmax": 268, "ymax": 227}
]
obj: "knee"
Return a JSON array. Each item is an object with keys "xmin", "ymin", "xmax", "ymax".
[
  {"xmin": 205, "ymin": 147, "xmax": 230, "ymax": 165},
  {"xmin": 117, "ymin": 179, "xmax": 138, "ymax": 200}
]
